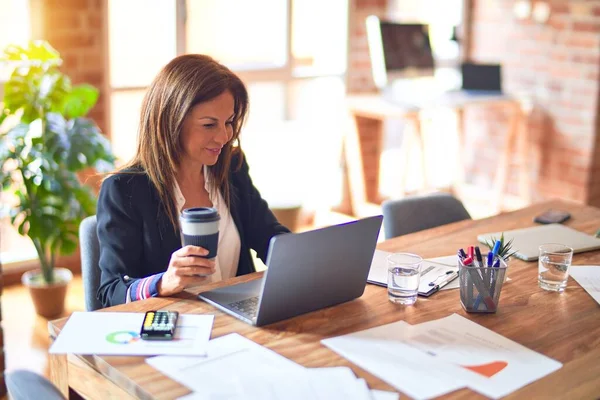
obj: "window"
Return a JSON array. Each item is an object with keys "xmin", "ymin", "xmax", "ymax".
[
  {"xmin": 107, "ymin": 0, "xmax": 349, "ymax": 209},
  {"xmin": 0, "ymin": 0, "xmax": 36, "ymax": 265}
]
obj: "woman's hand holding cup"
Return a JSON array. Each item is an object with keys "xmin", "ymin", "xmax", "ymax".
[{"xmin": 157, "ymin": 245, "xmax": 216, "ymax": 296}]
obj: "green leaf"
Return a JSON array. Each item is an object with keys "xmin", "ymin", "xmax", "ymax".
[
  {"xmin": 0, "ymin": 109, "xmax": 7, "ymax": 127},
  {"xmin": 61, "ymin": 84, "xmax": 98, "ymax": 118},
  {"xmin": 65, "ymin": 118, "xmax": 115, "ymax": 171},
  {"xmin": 2, "ymin": 41, "xmax": 61, "ymax": 64}
]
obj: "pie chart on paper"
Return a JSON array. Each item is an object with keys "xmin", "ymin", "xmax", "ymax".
[
  {"xmin": 105, "ymin": 330, "xmax": 140, "ymax": 345},
  {"xmin": 461, "ymin": 361, "xmax": 508, "ymax": 378}
]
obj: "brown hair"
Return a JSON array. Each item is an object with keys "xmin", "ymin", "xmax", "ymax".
[{"xmin": 117, "ymin": 54, "xmax": 249, "ymax": 230}]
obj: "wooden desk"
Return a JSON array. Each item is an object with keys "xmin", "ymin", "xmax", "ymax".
[
  {"xmin": 342, "ymin": 93, "xmax": 532, "ymax": 216},
  {"xmin": 49, "ymin": 200, "xmax": 600, "ymax": 399}
]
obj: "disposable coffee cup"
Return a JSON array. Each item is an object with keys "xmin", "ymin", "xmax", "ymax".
[{"xmin": 180, "ymin": 207, "xmax": 220, "ymax": 259}]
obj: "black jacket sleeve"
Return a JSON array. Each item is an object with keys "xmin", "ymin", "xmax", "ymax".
[
  {"xmin": 232, "ymin": 155, "xmax": 291, "ymax": 263},
  {"xmin": 96, "ymin": 174, "xmax": 145, "ymax": 307}
]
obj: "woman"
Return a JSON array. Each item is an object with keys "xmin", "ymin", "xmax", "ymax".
[{"xmin": 96, "ymin": 54, "xmax": 289, "ymax": 307}]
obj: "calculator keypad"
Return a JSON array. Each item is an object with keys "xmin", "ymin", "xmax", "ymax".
[{"xmin": 141, "ymin": 311, "xmax": 178, "ymax": 339}]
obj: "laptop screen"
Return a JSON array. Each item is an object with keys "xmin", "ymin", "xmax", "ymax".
[{"xmin": 461, "ymin": 63, "xmax": 502, "ymax": 92}]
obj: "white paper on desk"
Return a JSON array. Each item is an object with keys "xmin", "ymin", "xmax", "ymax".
[
  {"xmin": 395, "ymin": 314, "xmax": 563, "ymax": 399},
  {"xmin": 177, "ymin": 368, "xmax": 392, "ymax": 400},
  {"xmin": 234, "ymin": 367, "xmax": 373, "ymax": 400},
  {"xmin": 49, "ymin": 312, "xmax": 213, "ymax": 356},
  {"xmin": 570, "ymin": 266, "xmax": 600, "ymax": 305},
  {"xmin": 367, "ymin": 250, "xmax": 459, "ymax": 293},
  {"xmin": 367, "ymin": 250, "xmax": 392, "ymax": 286},
  {"xmin": 322, "ymin": 321, "xmax": 466, "ymax": 399},
  {"xmin": 148, "ymin": 333, "xmax": 304, "ymax": 398}
]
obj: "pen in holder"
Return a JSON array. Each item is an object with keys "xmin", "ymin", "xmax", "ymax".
[{"xmin": 458, "ymin": 255, "xmax": 508, "ymax": 313}]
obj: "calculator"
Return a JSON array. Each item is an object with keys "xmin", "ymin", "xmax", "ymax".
[{"xmin": 140, "ymin": 310, "xmax": 179, "ymax": 340}]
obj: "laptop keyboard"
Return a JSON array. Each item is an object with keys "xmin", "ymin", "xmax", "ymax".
[{"xmin": 228, "ymin": 296, "xmax": 259, "ymax": 318}]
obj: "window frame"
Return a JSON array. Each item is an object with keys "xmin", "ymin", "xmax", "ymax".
[{"xmin": 104, "ymin": 0, "xmax": 348, "ymax": 146}]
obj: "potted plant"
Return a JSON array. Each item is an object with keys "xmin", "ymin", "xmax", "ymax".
[
  {"xmin": 0, "ymin": 41, "xmax": 115, "ymax": 318},
  {"xmin": 483, "ymin": 232, "xmax": 517, "ymax": 261}
]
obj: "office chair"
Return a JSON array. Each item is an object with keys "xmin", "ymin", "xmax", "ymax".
[
  {"xmin": 382, "ymin": 192, "xmax": 471, "ymax": 239},
  {"xmin": 6, "ymin": 370, "xmax": 66, "ymax": 400},
  {"xmin": 79, "ymin": 215, "xmax": 103, "ymax": 311}
]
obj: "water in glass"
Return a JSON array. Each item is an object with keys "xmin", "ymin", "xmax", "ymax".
[
  {"xmin": 538, "ymin": 255, "xmax": 570, "ymax": 292},
  {"xmin": 388, "ymin": 266, "xmax": 420, "ymax": 304}
]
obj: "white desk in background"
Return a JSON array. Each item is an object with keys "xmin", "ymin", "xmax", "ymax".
[{"xmin": 341, "ymin": 91, "xmax": 533, "ymax": 217}]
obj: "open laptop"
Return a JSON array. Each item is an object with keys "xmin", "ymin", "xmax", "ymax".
[
  {"xmin": 460, "ymin": 62, "xmax": 503, "ymax": 96},
  {"xmin": 477, "ymin": 223, "xmax": 600, "ymax": 261},
  {"xmin": 198, "ymin": 215, "xmax": 383, "ymax": 326}
]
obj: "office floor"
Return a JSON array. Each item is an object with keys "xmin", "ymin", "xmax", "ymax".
[{"xmin": 3, "ymin": 275, "xmax": 85, "ymax": 379}]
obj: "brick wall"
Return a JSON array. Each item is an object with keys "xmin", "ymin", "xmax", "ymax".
[
  {"xmin": 466, "ymin": 0, "xmax": 600, "ymax": 205},
  {"xmin": 41, "ymin": 0, "xmax": 107, "ymax": 133},
  {"xmin": 342, "ymin": 0, "xmax": 387, "ymax": 213},
  {"xmin": 347, "ymin": 0, "xmax": 387, "ymax": 93},
  {"xmin": 589, "ymin": 81, "xmax": 600, "ymax": 204},
  {"xmin": 346, "ymin": 0, "xmax": 600, "ymax": 208}
]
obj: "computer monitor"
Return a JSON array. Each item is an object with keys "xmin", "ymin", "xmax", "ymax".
[{"xmin": 366, "ymin": 15, "xmax": 435, "ymax": 89}]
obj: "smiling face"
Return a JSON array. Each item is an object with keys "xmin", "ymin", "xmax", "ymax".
[{"xmin": 179, "ymin": 90, "xmax": 235, "ymax": 168}]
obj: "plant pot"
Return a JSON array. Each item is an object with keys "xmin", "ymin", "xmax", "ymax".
[{"xmin": 21, "ymin": 268, "xmax": 73, "ymax": 319}]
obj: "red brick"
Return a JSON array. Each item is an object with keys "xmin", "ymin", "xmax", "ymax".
[
  {"xmin": 79, "ymin": 72, "xmax": 103, "ymax": 86},
  {"xmin": 571, "ymin": 54, "xmax": 600, "ymax": 65},
  {"xmin": 47, "ymin": 32, "xmax": 95, "ymax": 51},
  {"xmin": 548, "ymin": 17, "xmax": 568, "ymax": 31},
  {"xmin": 355, "ymin": 0, "xmax": 386, "ymax": 10},
  {"xmin": 551, "ymin": 51, "xmax": 569, "ymax": 62},
  {"xmin": 350, "ymin": 60, "xmax": 372, "ymax": 70},
  {"xmin": 549, "ymin": 66, "xmax": 585, "ymax": 79},
  {"xmin": 553, "ymin": 3, "xmax": 570, "ymax": 14},
  {"xmin": 560, "ymin": 163, "xmax": 590, "ymax": 186},
  {"xmin": 45, "ymin": 9, "xmax": 82, "ymax": 29},
  {"xmin": 88, "ymin": 13, "xmax": 102, "ymax": 30},
  {"xmin": 79, "ymin": 52, "xmax": 104, "ymax": 71},
  {"xmin": 573, "ymin": 22, "xmax": 600, "ymax": 33},
  {"xmin": 587, "ymin": 71, "xmax": 600, "ymax": 81},
  {"xmin": 46, "ymin": 0, "xmax": 88, "ymax": 11},
  {"xmin": 570, "ymin": 3, "xmax": 596, "ymax": 17},
  {"xmin": 533, "ymin": 30, "xmax": 554, "ymax": 42},
  {"xmin": 565, "ymin": 35, "xmax": 599, "ymax": 49},
  {"xmin": 62, "ymin": 53, "xmax": 79, "ymax": 70}
]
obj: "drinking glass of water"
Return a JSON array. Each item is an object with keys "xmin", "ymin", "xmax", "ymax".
[
  {"xmin": 387, "ymin": 253, "xmax": 422, "ymax": 305},
  {"xmin": 538, "ymin": 243, "xmax": 573, "ymax": 292}
]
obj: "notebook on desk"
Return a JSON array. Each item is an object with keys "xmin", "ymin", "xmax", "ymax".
[{"xmin": 477, "ymin": 224, "xmax": 600, "ymax": 261}]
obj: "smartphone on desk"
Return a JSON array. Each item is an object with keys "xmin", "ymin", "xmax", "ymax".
[{"xmin": 534, "ymin": 209, "xmax": 571, "ymax": 225}]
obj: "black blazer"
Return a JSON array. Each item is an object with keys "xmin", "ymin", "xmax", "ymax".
[{"xmin": 96, "ymin": 152, "xmax": 290, "ymax": 307}]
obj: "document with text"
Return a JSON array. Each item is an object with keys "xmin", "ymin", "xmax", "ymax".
[{"xmin": 322, "ymin": 314, "xmax": 562, "ymax": 399}]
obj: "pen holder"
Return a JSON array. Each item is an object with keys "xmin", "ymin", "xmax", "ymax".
[{"xmin": 459, "ymin": 257, "xmax": 507, "ymax": 313}]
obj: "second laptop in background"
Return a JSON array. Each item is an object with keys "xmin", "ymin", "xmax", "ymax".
[{"xmin": 477, "ymin": 223, "xmax": 600, "ymax": 261}]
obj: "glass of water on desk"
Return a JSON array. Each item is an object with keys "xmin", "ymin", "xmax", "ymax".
[
  {"xmin": 538, "ymin": 243, "xmax": 573, "ymax": 292},
  {"xmin": 387, "ymin": 253, "xmax": 422, "ymax": 305}
]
